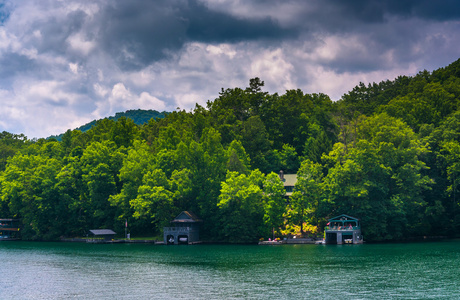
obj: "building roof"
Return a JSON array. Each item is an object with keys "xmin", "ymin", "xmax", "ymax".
[
  {"xmin": 279, "ymin": 172, "xmax": 297, "ymax": 196},
  {"xmin": 171, "ymin": 211, "xmax": 202, "ymax": 223},
  {"xmin": 328, "ymin": 214, "xmax": 360, "ymax": 222},
  {"xmin": 89, "ymin": 229, "xmax": 116, "ymax": 236},
  {"xmin": 282, "ymin": 174, "xmax": 297, "ymax": 187}
]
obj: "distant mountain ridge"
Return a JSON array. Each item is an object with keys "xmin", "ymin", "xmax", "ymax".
[{"xmin": 49, "ymin": 109, "xmax": 168, "ymax": 140}]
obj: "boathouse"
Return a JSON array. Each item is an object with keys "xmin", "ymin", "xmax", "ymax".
[
  {"xmin": 163, "ymin": 211, "xmax": 202, "ymax": 245},
  {"xmin": 0, "ymin": 219, "xmax": 20, "ymax": 240},
  {"xmin": 88, "ymin": 229, "xmax": 116, "ymax": 242},
  {"xmin": 324, "ymin": 215, "xmax": 363, "ymax": 244}
]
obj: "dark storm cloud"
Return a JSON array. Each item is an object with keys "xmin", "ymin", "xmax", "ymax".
[
  {"xmin": 324, "ymin": 0, "xmax": 460, "ymax": 24},
  {"xmin": 1, "ymin": 0, "xmax": 459, "ymax": 138},
  {"xmin": 387, "ymin": 0, "xmax": 460, "ymax": 20},
  {"xmin": 96, "ymin": 0, "xmax": 297, "ymax": 70},
  {"xmin": 281, "ymin": 0, "xmax": 460, "ymax": 37},
  {"xmin": 97, "ymin": 1, "xmax": 187, "ymax": 70},
  {"xmin": 282, "ymin": 0, "xmax": 460, "ymax": 74},
  {"xmin": 25, "ymin": 0, "xmax": 457, "ymax": 73},
  {"xmin": 0, "ymin": 53, "xmax": 37, "ymax": 81},
  {"xmin": 35, "ymin": 9, "xmax": 87, "ymax": 55},
  {"xmin": 185, "ymin": 0, "xmax": 297, "ymax": 42}
]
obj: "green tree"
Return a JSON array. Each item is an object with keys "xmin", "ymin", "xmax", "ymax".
[
  {"xmin": 55, "ymin": 154, "xmax": 86, "ymax": 236},
  {"xmin": 217, "ymin": 171, "xmax": 265, "ymax": 243},
  {"xmin": 111, "ymin": 116, "xmax": 139, "ymax": 148},
  {"xmin": 226, "ymin": 140, "xmax": 251, "ymax": 174},
  {"xmin": 439, "ymin": 140, "xmax": 460, "ymax": 226},
  {"xmin": 130, "ymin": 169, "xmax": 176, "ymax": 233},
  {"xmin": 322, "ymin": 113, "xmax": 432, "ymax": 241},
  {"xmin": 169, "ymin": 168, "xmax": 194, "ymax": 211},
  {"xmin": 262, "ymin": 172, "xmax": 286, "ymax": 238},
  {"xmin": 0, "ymin": 131, "xmax": 28, "ymax": 171},
  {"xmin": 290, "ymin": 159, "xmax": 323, "ymax": 235},
  {"xmin": 109, "ymin": 139, "xmax": 154, "ymax": 234},
  {"xmin": 80, "ymin": 141, "xmax": 124, "ymax": 229},
  {"xmin": 1, "ymin": 154, "xmax": 64, "ymax": 240}
]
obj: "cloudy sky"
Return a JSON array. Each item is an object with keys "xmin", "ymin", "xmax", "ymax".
[{"xmin": 0, "ymin": 0, "xmax": 459, "ymax": 138}]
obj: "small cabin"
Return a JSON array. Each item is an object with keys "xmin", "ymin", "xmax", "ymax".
[
  {"xmin": 88, "ymin": 229, "xmax": 116, "ymax": 242},
  {"xmin": 0, "ymin": 219, "xmax": 20, "ymax": 240},
  {"xmin": 324, "ymin": 215, "xmax": 363, "ymax": 244},
  {"xmin": 163, "ymin": 211, "xmax": 202, "ymax": 245}
]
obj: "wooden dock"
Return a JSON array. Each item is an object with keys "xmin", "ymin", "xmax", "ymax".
[{"xmin": 258, "ymin": 240, "xmax": 286, "ymax": 245}]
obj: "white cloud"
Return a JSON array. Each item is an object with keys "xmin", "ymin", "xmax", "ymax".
[
  {"xmin": 111, "ymin": 82, "xmax": 131, "ymax": 101},
  {"xmin": 0, "ymin": 27, "xmax": 20, "ymax": 52},
  {"xmin": 249, "ymin": 48, "xmax": 296, "ymax": 91},
  {"xmin": 67, "ymin": 32, "xmax": 96, "ymax": 56},
  {"xmin": 69, "ymin": 62, "xmax": 79, "ymax": 74},
  {"xmin": 138, "ymin": 92, "xmax": 166, "ymax": 111},
  {"xmin": 206, "ymin": 44, "xmax": 237, "ymax": 58},
  {"xmin": 93, "ymin": 83, "xmax": 109, "ymax": 98},
  {"xmin": 92, "ymin": 83, "xmax": 167, "ymax": 117}
]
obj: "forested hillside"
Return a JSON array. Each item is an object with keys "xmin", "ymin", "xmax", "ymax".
[
  {"xmin": 1, "ymin": 59, "xmax": 460, "ymax": 242},
  {"xmin": 48, "ymin": 109, "xmax": 168, "ymax": 141}
]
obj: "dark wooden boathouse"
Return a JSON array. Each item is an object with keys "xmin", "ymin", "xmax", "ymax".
[
  {"xmin": 324, "ymin": 215, "xmax": 363, "ymax": 244},
  {"xmin": 0, "ymin": 219, "xmax": 20, "ymax": 240},
  {"xmin": 163, "ymin": 211, "xmax": 202, "ymax": 245}
]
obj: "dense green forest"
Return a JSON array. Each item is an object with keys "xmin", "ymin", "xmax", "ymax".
[{"xmin": 1, "ymin": 59, "xmax": 460, "ymax": 242}]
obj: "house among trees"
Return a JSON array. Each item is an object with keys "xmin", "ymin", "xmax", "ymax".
[
  {"xmin": 279, "ymin": 170, "xmax": 297, "ymax": 197},
  {"xmin": 324, "ymin": 215, "xmax": 363, "ymax": 244},
  {"xmin": 163, "ymin": 211, "xmax": 202, "ymax": 245}
]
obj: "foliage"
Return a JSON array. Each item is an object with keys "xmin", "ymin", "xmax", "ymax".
[
  {"xmin": 290, "ymin": 159, "xmax": 324, "ymax": 235},
  {"xmin": 2, "ymin": 59, "xmax": 460, "ymax": 241},
  {"xmin": 262, "ymin": 172, "xmax": 286, "ymax": 237},
  {"xmin": 322, "ymin": 113, "xmax": 432, "ymax": 240},
  {"xmin": 217, "ymin": 171, "xmax": 265, "ymax": 243}
]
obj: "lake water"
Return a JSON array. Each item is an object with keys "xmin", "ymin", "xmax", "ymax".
[{"xmin": 1, "ymin": 240, "xmax": 459, "ymax": 299}]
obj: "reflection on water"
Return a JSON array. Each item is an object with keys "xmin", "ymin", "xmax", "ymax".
[{"xmin": 1, "ymin": 240, "xmax": 459, "ymax": 299}]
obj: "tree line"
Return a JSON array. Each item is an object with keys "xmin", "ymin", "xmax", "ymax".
[{"xmin": 1, "ymin": 59, "xmax": 460, "ymax": 242}]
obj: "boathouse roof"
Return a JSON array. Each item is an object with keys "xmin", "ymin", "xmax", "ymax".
[
  {"xmin": 171, "ymin": 211, "xmax": 202, "ymax": 223},
  {"xmin": 328, "ymin": 214, "xmax": 360, "ymax": 222},
  {"xmin": 89, "ymin": 229, "xmax": 116, "ymax": 236}
]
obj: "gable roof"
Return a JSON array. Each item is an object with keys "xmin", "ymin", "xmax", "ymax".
[
  {"xmin": 89, "ymin": 229, "xmax": 116, "ymax": 236},
  {"xmin": 171, "ymin": 211, "xmax": 202, "ymax": 223},
  {"xmin": 328, "ymin": 214, "xmax": 360, "ymax": 222}
]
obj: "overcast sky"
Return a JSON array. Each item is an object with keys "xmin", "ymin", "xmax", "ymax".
[{"xmin": 1, "ymin": 0, "xmax": 459, "ymax": 138}]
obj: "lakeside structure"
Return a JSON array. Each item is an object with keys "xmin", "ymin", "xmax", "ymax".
[
  {"xmin": 0, "ymin": 219, "xmax": 20, "ymax": 240},
  {"xmin": 324, "ymin": 214, "xmax": 363, "ymax": 244},
  {"xmin": 87, "ymin": 229, "xmax": 117, "ymax": 243},
  {"xmin": 163, "ymin": 211, "xmax": 202, "ymax": 245}
]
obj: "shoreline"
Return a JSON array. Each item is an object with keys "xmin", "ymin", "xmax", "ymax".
[{"xmin": 2, "ymin": 235, "xmax": 457, "ymax": 245}]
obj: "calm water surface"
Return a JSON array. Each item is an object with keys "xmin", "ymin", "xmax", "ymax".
[{"xmin": 1, "ymin": 240, "xmax": 459, "ymax": 299}]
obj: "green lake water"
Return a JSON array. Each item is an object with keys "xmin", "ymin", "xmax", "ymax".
[{"xmin": 1, "ymin": 240, "xmax": 459, "ymax": 299}]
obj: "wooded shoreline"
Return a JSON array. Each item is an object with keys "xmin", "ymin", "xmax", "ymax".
[{"xmin": 2, "ymin": 59, "xmax": 460, "ymax": 243}]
